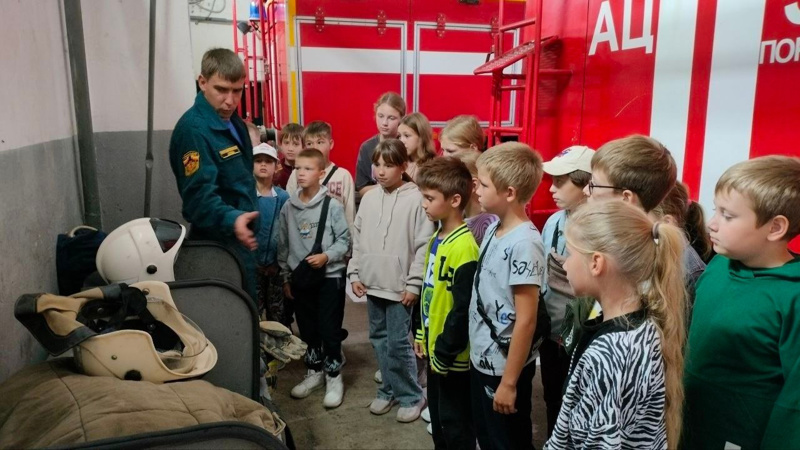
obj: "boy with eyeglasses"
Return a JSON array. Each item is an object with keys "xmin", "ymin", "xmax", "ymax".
[
  {"xmin": 584, "ymin": 135, "xmax": 675, "ymax": 210},
  {"xmin": 583, "ymin": 135, "xmax": 705, "ymax": 307}
]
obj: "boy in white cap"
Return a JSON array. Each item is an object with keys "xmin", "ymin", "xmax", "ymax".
[
  {"xmin": 539, "ymin": 145, "xmax": 594, "ymax": 437},
  {"xmin": 253, "ymin": 143, "xmax": 291, "ymax": 325}
]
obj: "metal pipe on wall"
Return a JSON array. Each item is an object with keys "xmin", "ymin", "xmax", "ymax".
[
  {"xmin": 144, "ymin": 0, "xmax": 156, "ymax": 216},
  {"xmin": 63, "ymin": 0, "xmax": 102, "ymax": 229}
]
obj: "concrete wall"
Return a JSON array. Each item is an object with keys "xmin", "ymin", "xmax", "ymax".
[
  {"xmin": 81, "ymin": 0, "xmax": 196, "ymax": 230},
  {"xmin": 0, "ymin": 1, "xmax": 83, "ymax": 382},
  {"xmin": 93, "ymin": 130, "xmax": 182, "ymax": 228}
]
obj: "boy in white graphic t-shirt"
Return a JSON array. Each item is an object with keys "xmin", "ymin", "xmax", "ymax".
[{"xmin": 469, "ymin": 143, "xmax": 546, "ymax": 450}]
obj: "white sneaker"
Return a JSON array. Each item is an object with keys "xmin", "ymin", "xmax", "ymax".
[
  {"xmin": 421, "ymin": 407, "xmax": 431, "ymax": 423},
  {"xmin": 369, "ymin": 397, "xmax": 397, "ymax": 415},
  {"xmin": 323, "ymin": 374, "xmax": 344, "ymax": 408},
  {"xmin": 427, "ymin": 422, "xmax": 433, "ymax": 435},
  {"xmin": 374, "ymin": 369, "xmax": 382, "ymax": 384},
  {"xmin": 290, "ymin": 370, "xmax": 324, "ymax": 399},
  {"xmin": 397, "ymin": 399, "xmax": 426, "ymax": 423}
]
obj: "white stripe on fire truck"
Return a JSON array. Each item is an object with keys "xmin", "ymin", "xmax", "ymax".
[
  {"xmin": 299, "ymin": 47, "xmax": 491, "ymax": 76},
  {"xmin": 698, "ymin": 0, "xmax": 766, "ymax": 212},
  {"xmin": 650, "ymin": 0, "xmax": 699, "ymax": 176}
]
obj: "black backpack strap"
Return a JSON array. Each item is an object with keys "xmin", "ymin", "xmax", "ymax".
[
  {"xmin": 473, "ymin": 227, "xmax": 511, "ymax": 351},
  {"xmin": 316, "ymin": 166, "xmax": 336, "ymax": 249},
  {"xmin": 551, "ymin": 221, "xmax": 561, "ymax": 254},
  {"xmin": 322, "ymin": 165, "xmax": 339, "ymax": 186},
  {"xmin": 314, "ymin": 196, "xmax": 332, "ymax": 249}
]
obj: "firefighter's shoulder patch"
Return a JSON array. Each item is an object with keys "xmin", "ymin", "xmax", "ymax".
[{"xmin": 183, "ymin": 151, "xmax": 200, "ymax": 177}]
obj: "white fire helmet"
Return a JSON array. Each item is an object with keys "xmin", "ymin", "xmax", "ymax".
[
  {"xmin": 97, "ymin": 218, "xmax": 186, "ymax": 284},
  {"xmin": 14, "ymin": 281, "xmax": 217, "ymax": 383}
]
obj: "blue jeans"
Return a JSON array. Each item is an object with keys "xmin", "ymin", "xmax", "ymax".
[{"xmin": 367, "ymin": 295, "xmax": 423, "ymax": 407}]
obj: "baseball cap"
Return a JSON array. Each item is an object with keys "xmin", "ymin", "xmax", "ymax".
[
  {"xmin": 253, "ymin": 143, "xmax": 278, "ymax": 161},
  {"xmin": 543, "ymin": 145, "xmax": 595, "ymax": 176}
]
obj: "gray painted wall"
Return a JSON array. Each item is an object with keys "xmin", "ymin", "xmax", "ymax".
[
  {"xmin": 94, "ymin": 130, "xmax": 184, "ymax": 230},
  {"xmin": 1, "ymin": 0, "xmax": 199, "ymax": 383},
  {"xmin": 0, "ymin": 138, "xmax": 83, "ymax": 382},
  {"xmin": 0, "ymin": 131, "xmax": 186, "ymax": 383}
]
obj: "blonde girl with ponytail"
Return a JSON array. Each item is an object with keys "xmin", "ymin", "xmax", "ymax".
[
  {"xmin": 439, "ymin": 115, "xmax": 485, "ymax": 156},
  {"xmin": 544, "ymin": 200, "xmax": 686, "ymax": 450}
]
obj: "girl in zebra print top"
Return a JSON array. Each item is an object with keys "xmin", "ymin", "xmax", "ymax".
[{"xmin": 545, "ymin": 201, "xmax": 687, "ymax": 450}]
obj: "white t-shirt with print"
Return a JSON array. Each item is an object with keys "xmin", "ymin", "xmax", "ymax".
[{"xmin": 469, "ymin": 221, "xmax": 545, "ymax": 376}]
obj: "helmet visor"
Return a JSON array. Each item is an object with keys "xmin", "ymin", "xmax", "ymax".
[{"xmin": 149, "ymin": 218, "xmax": 184, "ymax": 253}]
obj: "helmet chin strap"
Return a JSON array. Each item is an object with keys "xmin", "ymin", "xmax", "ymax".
[{"xmin": 78, "ymin": 284, "xmax": 159, "ymax": 337}]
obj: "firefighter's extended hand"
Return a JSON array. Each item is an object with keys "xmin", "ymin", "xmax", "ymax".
[
  {"xmin": 235, "ymin": 211, "xmax": 259, "ymax": 250},
  {"xmin": 283, "ymin": 283, "xmax": 294, "ymax": 300}
]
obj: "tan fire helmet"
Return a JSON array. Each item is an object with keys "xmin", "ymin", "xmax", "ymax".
[
  {"xmin": 15, "ymin": 281, "xmax": 217, "ymax": 383},
  {"xmin": 96, "ymin": 218, "xmax": 186, "ymax": 284}
]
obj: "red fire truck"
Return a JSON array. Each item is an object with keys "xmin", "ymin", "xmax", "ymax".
[{"xmin": 235, "ymin": 0, "xmax": 800, "ymax": 245}]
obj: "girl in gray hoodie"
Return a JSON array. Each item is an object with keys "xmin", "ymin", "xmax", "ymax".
[{"xmin": 348, "ymin": 139, "xmax": 435, "ymax": 423}]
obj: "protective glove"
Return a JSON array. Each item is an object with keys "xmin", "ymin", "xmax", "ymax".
[{"xmin": 259, "ymin": 321, "xmax": 307, "ymax": 363}]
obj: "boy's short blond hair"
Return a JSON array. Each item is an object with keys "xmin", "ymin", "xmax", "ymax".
[
  {"xmin": 477, "ymin": 142, "xmax": 543, "ymax": 204},
  {"xmin": 715, "ymin": 155, "xmax": 800, "ymax": 239},
  {"xmin": 296, "ymin": 148, "xmax": 326, "ymax": 170},
  {"xmin": 303, "ymin": 121, "xmax": 332, "ymax": 141},
  {"xmin": 592, "ymin": 135, "xmax": 677, "ymax": 212}
]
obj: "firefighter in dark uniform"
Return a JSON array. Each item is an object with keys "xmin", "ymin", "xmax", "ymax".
[{"xmin": 169, "ymin": 48, "xmax": 259, "ymax": 301}]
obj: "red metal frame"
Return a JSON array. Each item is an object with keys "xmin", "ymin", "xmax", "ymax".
[
  {"xmin": 476, "ymin": 0, "xmax": 568, "ymax": 148},
  {"xmin": 262, "ymin": 0, "xmax": 282, "ymax": 128},
  {"xmin": 232, "ymin": 0, "xmax": 284, "ymax": 128}
]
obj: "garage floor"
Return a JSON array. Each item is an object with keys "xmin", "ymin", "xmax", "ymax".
[{"xmin": 272, "ymin": 299, "xmax": 549, "ymax": 449}]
